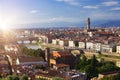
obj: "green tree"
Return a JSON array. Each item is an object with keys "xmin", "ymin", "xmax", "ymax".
[
  {"xmin": 98, "ymin": 62, "xmax": 118, "ymax": 73},
  {"xmin": 52, "ymin": 77, "xmax": 64, "ymax": 80},
  {"xmin": 38, "ymin": 78, "xmax": 47, "ymax": 80},
  {"xmin": 76, "ymin": 55, "xmax": 87, "ymax": 70},
  {"xmin": 85, "ymin": 65, "xmax": 98, "ymax": 80},
  {"xmin": 12, "ymin": 75, "xmax": 19, "ymax": 80},
  {"xmin": 20, "ymin": 45, "xmax": 44, "ymax": 57},
  {"xmin": 20, "ymin": 74, "xmax": 28, "ymax": 80},
  {"xmin": 74, "ymin": 41, "xmax": 79, "ymax": 47},
  {"xmin": 6, "ymin": 75, "xmax": 13, "ymax": 80},
  {"xmin": 90, "ymin": 55, "xmax": 98, "ymax": 67},
  {"xmin": 21, "ymin": 46, "xmax": 28, "ymax": 55},
  {"xmin": 34, "ymin": 49, "xmax": 44, "ymax": 57},
  {"xmin": 109, "ymin": 76, "xmax": 115, "ymax": 80},
  {"xmin": 101, "ymin": 77, "xmax": 109, "ymax": 80}
]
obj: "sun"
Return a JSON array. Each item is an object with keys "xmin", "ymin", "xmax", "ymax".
[
  {"xmin": 0, "ymin": 18, "xmax": 11, "ymax": 31},
  {"xmin": 0, "ymin": 21, "xmax": 8, "ymax": 30}
]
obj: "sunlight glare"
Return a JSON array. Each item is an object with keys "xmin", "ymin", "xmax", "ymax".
[{"xmin": 0, "ymin": 18, "xmax": 11, "ymax": 31}]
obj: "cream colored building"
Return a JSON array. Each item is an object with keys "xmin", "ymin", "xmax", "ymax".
[
  {"xmin": 116, "ymin": 61, "xmax": 120, "ymax": 67},
  {"xmin": 117, "ymin": 45, "xmax": 120, "ymax": 53},
  {"xmin": 23, "ymin": 40, "xmax": 30, "ymax": 44},
  {"xmin": 95, "ymin": 43, "xmax": 101, "ymax": 52},
  {"xmin": 79, "ymin": 42, "xmax": 85, "ymax": 49},
  {"xmin": 31, "ymin": 40, "xmax": 37, "ymax": 43},
  {"xmin": 52, "ymin": 39, "xmax": 57, "ymax": 45},
  {"xmin": 4, "ymin": 45, "xmax": 18, "ymax": 52},
  {"xmin": 69, "ymin": 41, "xmax": 75, "ymax": 47},
  {"xmin": 59, "ymin": 40, "xmax": 64, "ymax": 46},
  {"xmin": 86, "ymin": 42, "xmax": 94, "ymax": 50},
  {"xmin": 101, "ymin": 44, "xmax": 113, "ymax": 53}
]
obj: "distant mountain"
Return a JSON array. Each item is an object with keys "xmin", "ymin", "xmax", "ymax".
[
  {"xmin": 98, "ymin": 20, "xmax": 120, "ymax": 28},
  {"xmin": 12, "ymin": 20, "xmax": 120, "ymax": 29},
  {"xmin": 82, "ymin": 20, "xmax": 120, "ymax": 28}
]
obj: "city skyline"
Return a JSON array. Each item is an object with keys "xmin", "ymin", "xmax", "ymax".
[{"xmin": 0, "ymin": 0, "xmax": 120, "ymax": 28}]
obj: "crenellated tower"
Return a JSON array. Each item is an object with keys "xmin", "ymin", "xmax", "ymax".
[{"xmin": 87, "ymin": 17, "xmax": 90, "ymax": 30}]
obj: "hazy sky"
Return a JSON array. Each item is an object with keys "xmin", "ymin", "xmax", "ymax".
[{"xmin": 0, "ymin": 0, "xmax": 120, "ymax": 25}]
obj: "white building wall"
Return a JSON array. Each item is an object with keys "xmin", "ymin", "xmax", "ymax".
[
  {"xmin": 79, "ymin": 42, "xmax": 85, "ymax": 49},
  {"xmin": 101, "ymin": 44, "xmax": 112, "ymax": 53},
  {"xmin": 59, "ymin": 40, "xmax": 64, "ymax": 46},
  {"xmin": 16, "ymin": 58, "xmax": 20, "ymax": 65},
  {"xmin": 40, "ymin": 36, "xmax": 48, "ymax": 43},
  {"xmin": 4, "ymin": 45, "xmax": 18, "ymax": 52},
  {"xmin": 52, "ymin": 39, "xmax": 57, "ymax": 45},
  {"xmin": 86, "ymin": 42, "xmax": 93, "ymax": 50},
  {"xmin": 117, "ymin": 46, "xmax": 120, "ymax": 53},
  {"xmin": 116, "ymin": 61, "xmax": 120, "ymax": 67},
  {"xmin": 95, "ymin": 43, "xmax": 101, "ymax": 51},
  {"xmin": 69, "ymin": 41, "xmax": 74, "ymax": 47},
  {"xmin": 23, "ymin": 40, "xmax": 30, "ymax": 44},
  {"xmin": 17, "ymin": 41, "xmax": 22, "ymax": 44},
  {"xmin": 32, "ymin": 40, "xmax": 37, "ymax": 43}
]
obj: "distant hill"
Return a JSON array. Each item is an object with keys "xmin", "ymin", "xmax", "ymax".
[
  {"xmin": 98, "ymin": 20, "xmax": 120, "ymax": 28},
  {"xmin": 12, "ymin": 20, "xmax": 120, "ymax": 29}
]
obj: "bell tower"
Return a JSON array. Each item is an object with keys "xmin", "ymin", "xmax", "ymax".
[{"xmin": 87, "ymin": 17, "xmax": 90, "ymax": 30}]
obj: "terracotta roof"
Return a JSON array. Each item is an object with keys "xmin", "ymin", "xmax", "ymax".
[
  {"xmin": 0, "ymin": 60, "xmax": 8, "ymax": 64},
  {"xmin": 54, "ymin": 64, "xmax": 69, "ymax": 68},
  {"xmin": 100, "ymin": 70, "xmax": 118, "ymax": 75},
  {"xmin": 52, "ymin": 51, "xmax": 71, "ymax": 58},
  {"xmin": 18, "ymin": 57, "xmax": 44, "ymax": 63},
  {"xmin": 97, "ymin": 31, "xmax": 113, "ymax": 35},
  {"xmin": 36, "ymin": 70, "xmax": 64, "ymax": 78}
]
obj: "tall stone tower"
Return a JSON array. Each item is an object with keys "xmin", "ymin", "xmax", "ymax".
[
  {"xmin": 45, "ymin": 48, "xmax": 50, "ymax": 67},
  {"xmin": 87, "ymin": 17, "xmax": 90, "ymax": 30}
]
